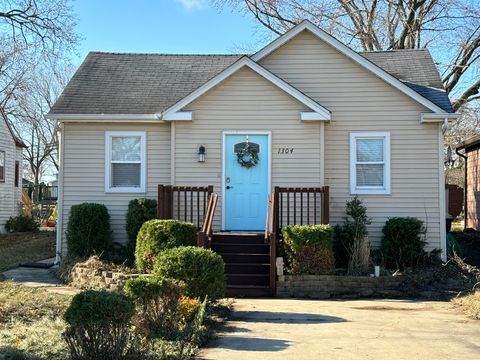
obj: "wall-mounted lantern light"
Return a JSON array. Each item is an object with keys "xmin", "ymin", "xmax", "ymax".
[{"xmin": 198, "ymin": 145, "xmax": 206, "ymax": 162}]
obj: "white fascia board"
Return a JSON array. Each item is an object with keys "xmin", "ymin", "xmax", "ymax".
[
  {"xmin": 161, "ymin": 56, "xmax": 331, "ymax": 120},
  {"xmin": 160, "ymin": 111, "xmax": 192, "ymax": 121},
  {"xmin": 420, "ymin": 113, "xmax": 460, "ymax": 123},
  {"xmin": 252, "ymin": 20, "xmax": 449, "ymax": 115},
  {"xmin": 46, "ymin": 113, "xmax": 161, "ymax": 122},
  {"xmin": 301, "ymin": 111, "xmax": 330, "ymax": 121}
]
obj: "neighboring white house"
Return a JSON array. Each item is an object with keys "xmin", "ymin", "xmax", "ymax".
[
  {"xmin": 48, "ymin": 21, "xmax": 457, "ymax": 261},
  {"xmin": 0, "ymin": 109, "xmax": 25, "ymax": 233}
]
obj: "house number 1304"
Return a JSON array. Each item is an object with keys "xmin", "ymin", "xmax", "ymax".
[{"xmin": 278, "ymin": 148, "xmax": 294, "ymax": 154}]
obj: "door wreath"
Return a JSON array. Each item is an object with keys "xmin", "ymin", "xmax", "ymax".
[{"xmin": 236, "ymin": 143, "xmax": 259, "ymax": 168}]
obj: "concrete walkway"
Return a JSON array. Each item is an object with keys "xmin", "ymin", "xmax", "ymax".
[
  {"xmin": 200, "ymin": 298, "xmax": 480, "ymax": 360},
  {"xmin": 1, "ymin": 258, "xmax": 79, "ymax": 295}
]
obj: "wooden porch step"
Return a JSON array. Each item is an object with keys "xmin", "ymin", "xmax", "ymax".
[
  {"xmin": 225, "ymin": 262, "xmax": 270, "ymax": 274},
  {"xmin": 226, "ymin": 273, "xmax": 270, "ymax": 286},
  {"xmin": 212, "ymin": 233, "xmax": 265, "ymax": 244},
  {"xmin": 226, "ymin": 285, "xmax": 273, "ymax": 297},
  {"xmin": 220, "ymin": 253, "xmax": 270, "ymax": 264},
  {"xmin": 211, "ymin": 243, "xmax": 269, "ymax": 254}
]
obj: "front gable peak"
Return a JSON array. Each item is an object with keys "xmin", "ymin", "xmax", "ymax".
[{"xmin": 160, "ymin": 56, "xmax": 331, "ymax": 121}]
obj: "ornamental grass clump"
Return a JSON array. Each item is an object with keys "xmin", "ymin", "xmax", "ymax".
[
  {"xmin": 63, "ymin": 290, "xmax": 134, "ymax": 360},
  {"xmin": 282, "ymin": 224, "xmax": 335, "ymax": 274},
  {"xmin": 135, "ymin": 219, "xmax": 197, "ymax": 273}
]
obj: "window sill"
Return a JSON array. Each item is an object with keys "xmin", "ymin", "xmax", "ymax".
[
  {"xmin": 351, "ymin": 188, "xmax": 390, "ymax": 195},
  {"xmin": 105, "ymin": 187, "xmax": 146, "ymax": 194}
]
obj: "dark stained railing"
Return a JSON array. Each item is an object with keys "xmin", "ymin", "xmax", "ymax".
[
  {"xmin": 265, "ymin": 193, "xmax": 277, "ymax": 296},
  {"xmin": 274, "ymin": 186, "xmax": 330, "ymax": 234},
  {"xmin": 197, "ymin": 193, "xmax": 218, "ymax": 248},
  {"xmin": 157, "ymin": 185, "xmax": 214, "ymax": 230}
]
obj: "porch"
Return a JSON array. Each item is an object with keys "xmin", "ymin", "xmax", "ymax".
[{"xmin": 156, "ymin": 184, "xmax": 330, "ymax": 296}]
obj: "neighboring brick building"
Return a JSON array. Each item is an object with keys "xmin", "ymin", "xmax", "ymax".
[{"xmin": 457, "ymin": 135, "xmax": 480, "ymax": 230}]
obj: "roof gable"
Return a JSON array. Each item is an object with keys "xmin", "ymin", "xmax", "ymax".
[
  {"xmin": 252, "ymin": 20, "xmax": 454, "ymax": 114},
  {"xmin": 160, "ymin": 56, "xmax": 331, "ymax": 121}
]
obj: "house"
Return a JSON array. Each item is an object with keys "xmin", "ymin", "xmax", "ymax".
[
  {"xmin": 456, "ymin": 135, "xmax": 480, "ymax": 230},
  {"xmin": 48, "ymin": 21, "xmax": 457, "ymax": 291},
  {"xmin": 0, "ymin": 109, "xmax": 25, "ymax": 233}
]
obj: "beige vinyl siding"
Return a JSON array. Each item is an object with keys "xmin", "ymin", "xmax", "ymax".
[
  {"xmin": 177, "ymin": 67, "xmax": 322, "ymax": 230},
  {"xmin": 0, "ymin": 118, "xmax": 22, "ymax": 233},
  {"xmin": 61, "ymin": 123, "xmax": 170, "ymax": 253},
  {"xmin": 259, "ymin": 30, "xmax": 442, "ymax": 251}
]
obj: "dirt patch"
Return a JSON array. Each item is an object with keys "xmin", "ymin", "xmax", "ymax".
[{"xmin": 0, "ymin": 231, "xmax": 55, "ymax": 272}]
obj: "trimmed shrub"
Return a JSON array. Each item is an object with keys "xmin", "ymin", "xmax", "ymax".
[
  {"xmin": 282, "ymin": 224, "xmax": 335, "ymax": 275},
  {"xmin": 5, "ymin": 215, "xmax": 39, "ymax": 232},
  {"xmin": 66, "ymin": 203, "xmax": 113, "ymax": 259},
  {"xmin": 125, "ymin": 198, "xmax": 157, "ymax": 263},
  {"xmin": 124, "ymin": 276, "xmax": 185, "ymax": 339},
  {"xmin": 154, "ymin": 246, "xmax": 225, "ymax": 301},
  {"xmin": 135, "ymin": 219, "xmax": 197, "ymax": 273},
  {"xmin": 381, "ymin": 217, "xmax": 427, "ymax": 270},
  {"xmin": 63, "ymin": 290, "xmax": 134, "ymax": 360}
]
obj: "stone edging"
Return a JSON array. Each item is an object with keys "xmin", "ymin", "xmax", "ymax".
[
  {"xmin": 70, "ymin": 264, "xmax": 148, "ymax": 291},
  {"xmin": 277, "ymin": 274, "xmax": 407, "ymax": 299}
]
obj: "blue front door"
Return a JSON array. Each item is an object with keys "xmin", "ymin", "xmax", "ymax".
[{"xmin": 225, "ymin": 134, "xmax": 269, "ymax": 231}]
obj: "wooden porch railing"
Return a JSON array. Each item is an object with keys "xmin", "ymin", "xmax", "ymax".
[
  {"xmin": 274, "ymin": 186, "xmax": 330, "ymax": 234},
  {"xmin": 157, "ymin": 185, "xmax": 213, "ymax": 229},
  {"xmin": 265, "ymin": 193, "xmax": 277, "ymax": 296},
  {"xmin": 197, "ymin": 193, "xmax": 218, "ymax": 248},
  {"xmin": 265, "ymin": 186, "xmax": 330, "ymax": 295}
]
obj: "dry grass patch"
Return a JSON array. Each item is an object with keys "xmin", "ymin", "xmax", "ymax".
[
  {"xmin": 453, "ymin": 291, "xmax": 480, "ymax": 320},
  {"xmin": 0, "ymin": 281, "xmax": 72, "ymax": 359},
  {"xmin": 0, "ymin": 231, "xmax": 55, "ymax": 272}
]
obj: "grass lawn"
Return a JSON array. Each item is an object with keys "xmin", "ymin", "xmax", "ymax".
[
  {"xmin": 0, "ymin": 281, "xmax": 72, "ymax": 359},
  {"xmin": 0, "ymin": 231, "xmax": 56, "ymax": 272}
]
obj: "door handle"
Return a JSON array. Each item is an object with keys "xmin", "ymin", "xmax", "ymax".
[{"xmin": 226, "ymin": 186, "xmax": 233, "ymax": 190}]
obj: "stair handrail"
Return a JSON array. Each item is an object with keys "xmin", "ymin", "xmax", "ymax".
[
  {"xmin": 197, "ymin": 192, "xmax": 218, "ymax": 248},
  {"xmin": 264, "ymin": 192, "xmax": 277, "ymax": 296}
]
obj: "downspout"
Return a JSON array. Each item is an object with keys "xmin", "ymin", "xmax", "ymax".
[
  {"xmin": 55, "ymin": 122, "xmax": 65, "ymax": 264},
  {"xmin": 455, "ymin": 146, "xmax": 467, "ymax": 231}
]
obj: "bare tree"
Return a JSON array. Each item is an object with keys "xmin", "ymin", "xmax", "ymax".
[
  {"xmin": 14, "ymin": 62, "xmax": 73, "ymax": 186},
  {"xmin": 0, "ymin": 0, "xmax": 78, "ymax": 184},
  {"xmin": 214, "ymin": 0, "xmax": 480, "ymax": 110}
]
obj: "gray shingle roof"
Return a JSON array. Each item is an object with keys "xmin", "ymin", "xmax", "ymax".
[
  {"xmin": 360, "ymin": 49, "xmax": 453, "ymax": 112},
  {"xmin": 50, "ymin": 53, "xmax": 243, "ymax": 115},
  {"xmin": 49, "ymin": 48, "xmax": 454, "ymax": 116}
]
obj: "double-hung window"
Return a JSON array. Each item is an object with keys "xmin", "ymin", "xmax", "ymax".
[
  {"xmin": 105, "ymin": 131, "xmax": 146, "ymax": 193},
  {"xmin": 350, "ymin": 132, "xmax": 390, "ymax": 195},
  {"xmin": 0, "ymin": 150, "xmax": 5, "ymax": 183}
]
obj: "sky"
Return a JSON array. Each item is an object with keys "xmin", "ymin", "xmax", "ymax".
[{"xmin": 72, "ymin": 0, "xmax": 271, "ymax": 63}]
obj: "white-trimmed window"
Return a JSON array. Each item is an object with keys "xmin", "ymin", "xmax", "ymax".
[
  {"xmin": 105, "ymin": 131, "xmax": 146, "ymax": 193},
  {"xmin": 0, "ymin": 150, "xmax": 5, "ymax": 182},
  {"xmin": 350, "ymin": 132, "xmax": 390, "ymax": 195}
]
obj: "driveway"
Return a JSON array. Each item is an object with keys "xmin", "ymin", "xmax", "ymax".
[{"xmin": 200, "ymin": 298, "xmax": 480, "ymax": 359}]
